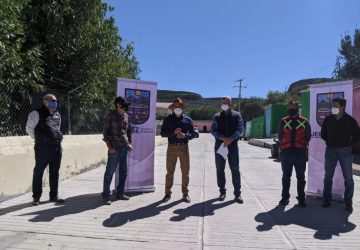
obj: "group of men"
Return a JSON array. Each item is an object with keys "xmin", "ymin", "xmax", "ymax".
[
  {"xmin": 26, "ymin": 93, "xmax": 360, "ymax": 213},
  {"xmin": 278, "ymin": 98, "xmax": 360, "ymax": 212}
]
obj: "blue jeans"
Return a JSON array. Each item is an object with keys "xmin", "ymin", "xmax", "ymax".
[
  {"xmin": 102, "ymin": 145, "xmax": 128, "ymax": 198},
  {"xmin": 323, "ymin": 146, "xmax": 354, "ymax": 205},
  {"xmin": 214, "ymin": 141, "xmax": 241, "ymax": 196},
  {"xmin": 280, "ymin": 149, "xmax": 307, "ymax": 201}
]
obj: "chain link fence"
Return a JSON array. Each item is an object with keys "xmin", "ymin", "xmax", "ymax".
[{"xmin": 0, "ymin": 83, "xmax": 104, "ymax": 137}]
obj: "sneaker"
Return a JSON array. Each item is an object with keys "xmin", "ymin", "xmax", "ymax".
[
  {"xmin": 32, "ymin": 198, "xmax": 40, "ymax": 206},
  {"xmin": 183, "ymin": 194, "xmax": 191, "ymax": 203},
  {"xmin": 279, "ymin": 198, "xmax": 289, "ymax": 206},
  {"xmin": 116, "ymin": 194, "xmax": 130, "ymax": 200},
  {"xmin": 321, "ymin": 200, "xmax": 331, "ymax": 208},
  {"xmin": 234, "ymin": 195, "xmax": 244, "ymax": 204},
  {"xmin": 345, "ymin": 204, "xmax": 353, "ymax": 213},
  {"xmin": 49, "ymin": 197, "xmax": 65, "ymax": 204},
  {"xmin": 218, "ymin": 194, "xmax": 226, "ymax": 201},
  {"xmin": 162, "ymin": 194, "xmax": 171, "ymax": 203}
]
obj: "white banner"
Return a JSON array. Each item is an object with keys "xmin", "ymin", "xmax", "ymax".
[
  {"xmin": 115, "ymin": 78, "xmax": 157, "ymax": 192},
  {"xmin": 307, "ymin": 80, "xmax": 353, "ymax": 198}
]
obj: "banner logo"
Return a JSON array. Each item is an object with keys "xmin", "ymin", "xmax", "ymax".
[
  {"xmin": 316, "ymin": 92, "xmax": 344, "ymax": 126},
  {"xmin": 125, "ymin": 88, "xmax": 150, "ymax": 124}
]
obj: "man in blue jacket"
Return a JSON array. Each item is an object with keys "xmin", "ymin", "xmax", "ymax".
[
  {"xmin": 161, "ymin": 98, "xmax": 199, "ymax": 203},
  {"xmin": 211, "ymin": 96, "xmax": 244, "ymax": 203}
]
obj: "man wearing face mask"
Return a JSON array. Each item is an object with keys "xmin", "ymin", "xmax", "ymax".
[
  {"xmin": 321, "ymin": 98, "xmax": 360, "ymax": 212},
  {"xmin": 211, "ymin": 96, "xmax": 244, "ymax": 203},
  {"xmin": 26, "ymin": 93, "xmax": 64, "ymax": 206},
  {"xmin": 102, "ymin": 96, "xmax": 133, "ymax": 205},
  {"xmin": 277, "ymin": 101, "xmax": 311, "ymax": 207},
  {"xmin": 160, "ymin": 98, "xmax": 199, "ymax": 203}
]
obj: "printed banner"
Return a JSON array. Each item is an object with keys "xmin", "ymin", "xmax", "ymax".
[
  {"xmin": 307, "ymin": 80, "xmax": 353, "ymax": 198},
  {"xmin": 115, "ymin": 78, "xmax": 157, "ymax": 192}
]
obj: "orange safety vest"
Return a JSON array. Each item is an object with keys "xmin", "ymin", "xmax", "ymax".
[{"xmin": 280, "ymin": 116, "xmax": 308, "ymax": 150}]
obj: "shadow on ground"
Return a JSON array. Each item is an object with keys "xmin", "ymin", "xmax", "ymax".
[
  {"xmin": 20, "ymin": 193, "xmax": 103, "ymax": 222},
  {"xmin": 103, "ymin": 199, "xmax": 183, "ymax": 227},
  {"xmin": 255, "ymin": 199, "xmax": 356, "ymax": 240},
  {"xmin": 0, "ymin": 201, "xmax": 48, "ymax": 216},
  {"xmin": 170, "ymin": 198, "xmax": 236, "ymax": 222}
]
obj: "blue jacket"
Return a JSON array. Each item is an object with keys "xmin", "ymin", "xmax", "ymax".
[{"xmin": 161, "ymin": 113, "xmax": 199, "ymax": 144}]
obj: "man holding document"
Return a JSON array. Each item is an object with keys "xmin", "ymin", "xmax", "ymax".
[
  {"xmin": 211, "ymin": 96, "xmax": 244, "ymax": 203},
  {"xmin": 161, "ymin": 98, "xmax": 199, "ymax": 203}
]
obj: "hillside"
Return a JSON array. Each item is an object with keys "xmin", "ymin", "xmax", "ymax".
[
  {"xmin": 287, "ymin": 78, "xmax": 334, "ymax": 94},
  {"xmin": 157, "ymin": 90, "xmax": 203, "ymax": 102}
]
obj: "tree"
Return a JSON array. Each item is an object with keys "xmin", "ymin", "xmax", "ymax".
[
  {"xmin": 334, "ymin": 29, "xmax": 360, "ymax": 79},
  {"xmin": 22, "ymin": 0, "xmax": 140, "ymax": 134},
  {"xmin": 0, "ymin": 0, "xmax": 43, "ymax": 135}
]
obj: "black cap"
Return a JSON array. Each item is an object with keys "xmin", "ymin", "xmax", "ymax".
[{"xmin": 114, "ymin": 96, "xmax": 131, "ymax": 108}]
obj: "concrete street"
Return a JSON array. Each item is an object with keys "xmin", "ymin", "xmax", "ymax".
[{"xmin": 0, "ymin": 134, "xmax": 359, "ymax": 249}]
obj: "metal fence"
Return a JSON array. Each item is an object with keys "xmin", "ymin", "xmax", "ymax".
[{"xmin": 0, "ymin": 83, "xmax": 104, "ymax": 137}]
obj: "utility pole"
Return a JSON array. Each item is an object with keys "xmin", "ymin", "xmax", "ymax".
[
  {"xmin": 234, "ymin": 78, "xmax": 246, "ymax": 113},
  {"xmin": 67, "ymin": 85, "xmax": 84, "ymax": 135}
]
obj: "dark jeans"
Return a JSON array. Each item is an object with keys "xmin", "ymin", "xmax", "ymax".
[
  {"xmin": 281, "ymin": 149, "xmax": 307, "ymax": 201},
  {"xmin": 323, "ymin": 146, "xmax": 354, "ymax": 205},
  {"xmin": 214, "ymin": 141, "xmax": 241, "ymax": 196},
  {"xmin": 102, "ymin": 145, "xmax": 128, "ymax": 198},
  {"xmin": 32, "ymin": 143, "xmax": 62, "ymax": 200}
]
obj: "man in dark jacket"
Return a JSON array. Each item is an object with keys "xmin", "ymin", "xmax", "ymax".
[
  {"xmin": 211, "ymin": 96, "xmax": 244, "ymax": 203},
  {"xmin": 321, "ymin": 98, "xmax": 360, "ymax": 212},
  {"xmin": 278, "ymin": 101, "xmax": 311, "ymax": 207},
  {"xmin": 161, "ymin": 98, "xmax": 199, "ymax": 203},
  {"xmin": 26, "ymin": 94, "xmax": 64, "ymax": 206}
]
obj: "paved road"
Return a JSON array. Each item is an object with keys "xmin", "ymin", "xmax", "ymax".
[{"xmin": 0, "ymin": 134, "xmax": 359, "ymax": 249}]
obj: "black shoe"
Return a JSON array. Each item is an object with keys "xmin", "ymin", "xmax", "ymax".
[
  {"xmin": 32, "ymin": 198, "xmax": 40, "ymax": 206},
  {"xmin": 345, "ymin": 204, "xmax": 353, "ymax": 213},
  {"xmin": 218, "ymin": 194, "xmax": 226, "ymax": 201},
  {"xmin": 297, "ymin": 200, "xmax": 306, "ymax": 207},
  {"xmin": 279, "ymin": 198, "xmax": 289, "ymax": 206},
  {"xmin": 162, "ymin": 194, "xmax": 171, "ymax": 203},
  {"xmin": 321, "ymin": 200, "xmax": 331, "ymax": 208},
  {"xmin": 116, "ymin": 194, "xmax": 130, "ymax": 200},
  {"xmin": 49, "ymin": 196, "xmax": 65, "ymax": 204},
  {"xmin": 103, "ymin": 198, "xmax": 111, "ymax": 205},
  {"xmin": 183, "ymin": 194, "xmax": 191, "ymax": 203},
  {"xmin": 235, "ymin": 195, "xmax": 243, "ymax": 204}
]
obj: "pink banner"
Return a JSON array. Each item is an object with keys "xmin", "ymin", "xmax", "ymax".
[
  {"xmin": 115, "ymin": 78, "xmax": 157, "ymax": 192},
  {"xmin": 307, "ymin": 81, "xmax": 353, "ymax": 198}
]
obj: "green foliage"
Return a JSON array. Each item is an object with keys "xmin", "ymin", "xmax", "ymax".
[
  {"xmin": 0, "ymin": 0, "xmax": 44, "ymax": 135},
  {"xmin": 334, "ymin": 29, "xmax": 360, "ymax": 79},
  {"xmin": 1, "ymin": 0, "xmax": 140, "ymax": 135}
]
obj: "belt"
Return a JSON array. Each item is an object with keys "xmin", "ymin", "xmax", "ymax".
[{"xmin": 170, "ymin": 142, "xmax": 188, "ymax": 146}]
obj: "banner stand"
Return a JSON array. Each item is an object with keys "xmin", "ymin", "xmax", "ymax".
[
  {"xmin": 307, "ymin": 80, "xmax": 353, "ymax": 200},
  {"xmin": 113, "ymin": 78, "xmax": 157, "ymax": 193}
]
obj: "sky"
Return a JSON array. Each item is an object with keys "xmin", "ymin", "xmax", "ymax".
[{"xmin": 105, "ymin": 0, "xmax": 360, "ymax": 98}]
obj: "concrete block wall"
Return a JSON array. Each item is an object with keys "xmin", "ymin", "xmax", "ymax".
[{"xmin": 0, "ymin": 135, "xmax": 167, "ymax": 199}]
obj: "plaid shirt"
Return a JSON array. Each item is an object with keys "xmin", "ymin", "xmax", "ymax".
[{"xmin": 103, "ymin": 110, "xmax": 132, "ymax": 148}]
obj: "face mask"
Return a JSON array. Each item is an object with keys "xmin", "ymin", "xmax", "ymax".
[
  {"xmin": 288, "ymin": 108, "xmax": 298, "ymax": 117},
  {"xmin": 331, "ymin": 107, "xmax": 340, "ymax": 115},
  {"xmin": 48, "ymin": 100, "xmax": 58, "ymax": 110},
  {"xmin": 174, "ymin": 108, "xmax": 182, "ymax": 116},
  {"xmin": 221, "ymin": 104, "xmax": 229, "ymax": 111}
]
